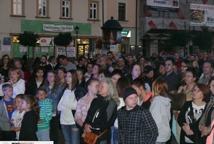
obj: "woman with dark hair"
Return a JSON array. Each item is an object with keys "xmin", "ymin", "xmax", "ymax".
[
  {"xmin": 57, "ymin": 70, "xmax": 79, "ymax": 144},
  {"xmin": 42, "ymin": 70, "xmax": 65, "ymax": 144},
  {"xmin": 26, "ymin": 67, "xmax": 45, "ymax": 96},
  {"xmin": 0, "ymin": 55, "xmax": 11, "ymax": 82},
  {"xmin": 178, "ymin": 83, "xmax": 209, "ymax": 144},
  {"xmin": 199, "ymin": 77, "xmax": 214, "ymax": 144},
  {"xmin": 180, "ymin": 59, "xmax": 191, "ymax": 78},
  {"xmin": 91, "ymin": 64, "xmax": 102, "ymax": 79},
  {"xmin": 111, "ymin": 69, "xmax": 123, "ymax": 85},
  {"xmin": 129, "ymin": 63, "xmax": 142, "ymax": 81},
  {"xmin": 111, "ymin": 77, "xmax": 130, "ymax": 144},
  {"xmin": 75, "ymin": 68, "xmax": 87, "ymax": 101},
  {"xmin": 83, "ymin": 78, "xmax": 119, "ymax": 143},
  {"xmin": 178, "ymin": 68, "xmax": 197, "ymax": 102},
  {"xmin": 84, "ymin": 63, "xmax": 93, "ymax": 81}
]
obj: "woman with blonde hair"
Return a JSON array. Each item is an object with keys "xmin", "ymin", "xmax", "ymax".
[
  {"xmin": 150, "ymin": 77, "xmax": 171, "ymax": 144},
  {"xmin": 8, "ymin": 68, "xmax": 25, "ymax": 98},
  {"xmin": 83, "ymin": 77, "xmax": 119, "ymax": 144}
]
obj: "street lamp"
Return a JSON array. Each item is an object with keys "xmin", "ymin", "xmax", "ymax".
[{"xmin": 74, "ymin": 26, "xmax": 79, "ymax": 58}]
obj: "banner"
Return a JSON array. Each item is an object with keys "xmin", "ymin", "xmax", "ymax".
[
  {"xmin": 190, "ymin": 4, "xmax": 214, "ymax": 27},
  {"xmin": 43, "ymin": 24, "xmax": 74, "ymax": 32},
  {"xmin": 146, "ymin": 0, "xmax": 179, "ymax": 8}
]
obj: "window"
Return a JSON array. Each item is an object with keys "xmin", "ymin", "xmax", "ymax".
[
  {"xmin": 12, "ymin": 0, "xmax": 23, "ymax": 16},
  {"xmin": 89, "ymin": 2, "xmax": 98, "ymax": 20},
  {"xmin": 37, "ymin": 0, "xmax": 48, "ymax": 17},
  {"xmin": 61, "ymin": 0, "xmax": 71, "ymax": 18},
  {"xmin": 118, "ymin": 3, "xmax": 126, "ymax": 21}
]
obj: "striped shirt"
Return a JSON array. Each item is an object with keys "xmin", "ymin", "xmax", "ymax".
[{"xmin": 37, "ymin": 98, "xmax": 53, "ymax": 130}]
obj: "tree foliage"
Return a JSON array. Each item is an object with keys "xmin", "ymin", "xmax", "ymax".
[
  {"xmin": 54, "ymin": 32, "xmax": 72, "ymax": 47},
  {"xmin": 19, "ymin": 31, "xmax": 38, "ymax": 47}
]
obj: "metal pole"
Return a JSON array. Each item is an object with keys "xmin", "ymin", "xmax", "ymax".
[
  {"xmin": 76, "ymin": 33, "xmax": 78, "ymax": 58},
  {"xmin": 135, "ymin": 0, "xmax": 138, "ymax": 53},
  {"xmin": 102, "ymin": 0, "xmax": 104, "ymax": 25}
]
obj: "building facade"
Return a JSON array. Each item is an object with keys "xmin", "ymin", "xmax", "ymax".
[
  {"xmin": 139, "ymin": 0, "xmax": 214, "ymax": 56},
  {"xmin": 0, "ymin": 0, "xmax": 138, "ymax": 58}
]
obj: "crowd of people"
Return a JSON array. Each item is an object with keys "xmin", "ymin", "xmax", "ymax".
[{"xmin": 0, "ymin": 51, "xmax": 213, "ymax": 144}]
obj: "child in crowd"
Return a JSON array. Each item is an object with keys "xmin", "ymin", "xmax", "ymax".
[
  {"xmin": 8, "ymin": 68, "xmax": 25, "ymax": 98},
  {"xmin": 118, "ymin": 87, "xmax": 158, "ymax": 144},
  {"xmin": 0, "ymin": 83, "xmax": 16, "ymax": 140},
  {"xmin": 19, "ymin": 95, "xmax": 38, "ymax": 140},
  {"xmin": 36, "ymin": 88, "xmax": 53, "ymax": 141},
  {"xmin": 11, "ymin": 94, "xmax": 25, "ymax": 140}
]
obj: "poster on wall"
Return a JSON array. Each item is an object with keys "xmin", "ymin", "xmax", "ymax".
[
  {"xmin": 146, "ymin": 0, "xmax": 179, "ymax": 9},
  {"xmin": 1, "ymin": 45, "xmax": 11, "ymax": 52},
  {"xmin": 66, "ymin": 46, "xmax": 76, "ymax": 58},
  {"xmin": 56, "ymin": 47, "xmax": 66, "ymax": 56},
  {"xmin": 190, "ymin": 4, "xmax": 214, "ymax": 27}
]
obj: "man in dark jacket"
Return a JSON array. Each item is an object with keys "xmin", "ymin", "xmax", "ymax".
[
  {"xmin": 118, "ymin": 87, "xmax": 158, "ymax": 144},
  {"xmin": 164, "ymin": 57, "xmax": 180, "ymax": 92}
]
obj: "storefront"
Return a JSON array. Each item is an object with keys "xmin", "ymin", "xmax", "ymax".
[{"xmin": 11, "ymin": 19, "xmax": 94, "ymax": 58}]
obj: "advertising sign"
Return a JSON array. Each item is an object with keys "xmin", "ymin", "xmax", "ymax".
[
  {"xmin": 190, "ymin": 4, "xmax": 214, "ymax": 27},
  {"xmin": 56, "ymin": 46, "xmax": 76, "ymax": 58},
  {"xmin": 43, "ymin": 24, "xmax": 74, "ymax": 32},
  {"xmin": 39, "ymin": 37, "xmax": 52, "ymax": 46},
  {"xmin": 146, "ymin": 0, "xmax": 179, "ymax": 8}
]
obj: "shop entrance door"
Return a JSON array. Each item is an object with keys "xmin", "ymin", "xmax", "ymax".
[{"xmin": 77, "ymin": 44, "xmax": 89, "ymax": 58}]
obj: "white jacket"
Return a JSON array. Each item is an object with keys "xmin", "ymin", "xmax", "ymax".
[
  {"xmin": 12, "ymin": 79, "xmax": 25, "ymax": 98},
  {"xmin": 57, "ymin": 89, "xmax": 77, "ymax": 125},
  {"xmin": 150, "ymin": 96, "xmax": 171, "ymax": 142}
]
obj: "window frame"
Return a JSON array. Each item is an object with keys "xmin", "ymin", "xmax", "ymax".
[
  {"xmin": 118, "ymin": 2, "xmax": 126, "ymax": 21},
  {"xmin": 88, "ymin": 1, "xmax": 99, "ymax": 21},
  {"xmin": 36, "ymin": 0, "xmax": 49, "ymax": 18},
  {"xmin": 11, "ymin": 0, "xmax": 25, "ymax": 17},
  {"xmin": 60, "ymin": 0, "xmax": 72, "ymax": 19}
]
